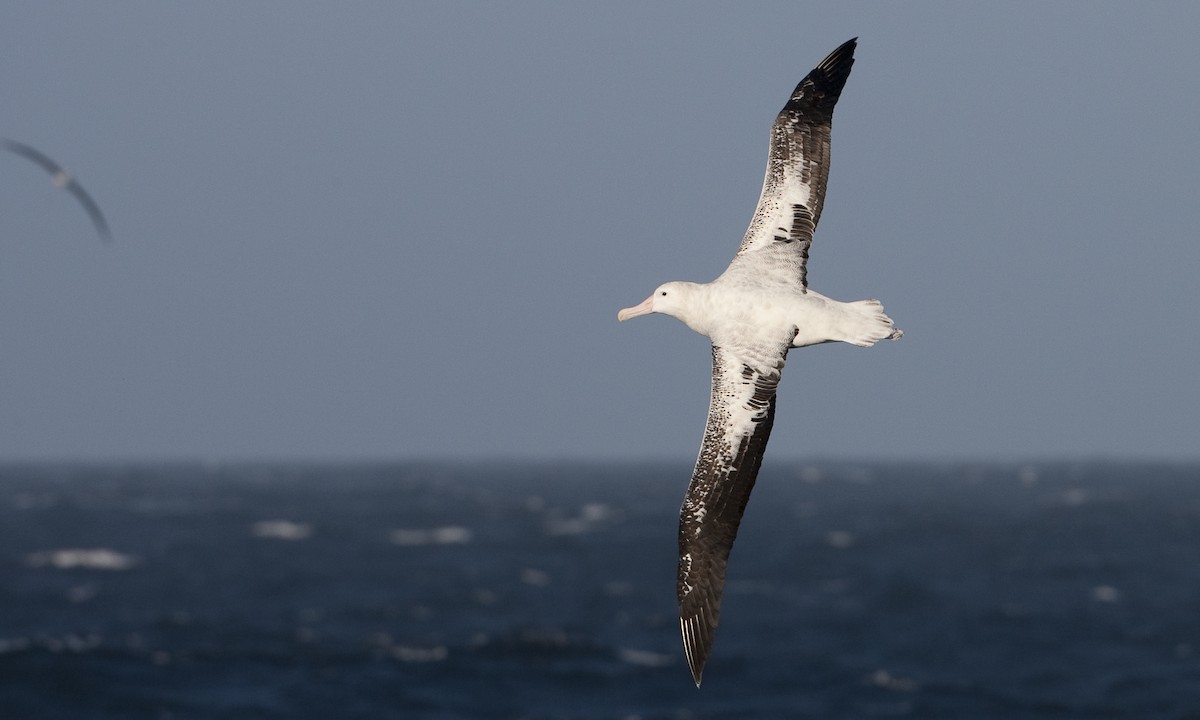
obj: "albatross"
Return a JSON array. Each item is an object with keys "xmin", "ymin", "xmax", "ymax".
[
  {"xmin": 3, "ymin": 138, "xmax": 112, "ymax": 242},
  {"xmin": 617, "ymin": 37, "xmax": 901, "ymax": 686}
]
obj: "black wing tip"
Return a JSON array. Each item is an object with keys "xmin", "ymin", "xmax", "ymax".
[
  {"xmin": 680, "ymin": 614, "xmax": 711, "ymax": 687},
  {"xmin": 822, "ymin": 37, "xmax": 858, "ymax": 67},
  {"xmin": 64, "ymin": 182, "xmax": 114, "ymax": 243},
  {"xmin": 77, "ymin": 199, "xmax": 113, "ymax": 243},
  {"xmin": 786, "ymin": 38, "xmax": 858, "ymax": 113},
  {"xmin": 811, "ymin": 37, "xmax": 857, "ymax": 91}
]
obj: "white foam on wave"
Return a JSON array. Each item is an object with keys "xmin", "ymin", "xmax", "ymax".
[
  {"xmin": 544, "ymin": 502, "xmax": 615, "ymax": 536},
  {"xmin": 866, "ymin": 668, "xmax": 918, "ymax": 692},
  {"xmin": 0, "ymin": 634, "xmax": 102, "ymax": 654},
  {"xmin": 26, "ymin": 548, "xmax": 138, "ymax": 570},
  {"xmin": 251, "ymin": 520, "xmax": 314, "ymax": 540},
  {"xmin": 389, "ymin": 525, "xmax": 472, "ymax": 546},
  {"xmin": 617, "ymin": 647, "xmax": 673, "ymax": 667}
]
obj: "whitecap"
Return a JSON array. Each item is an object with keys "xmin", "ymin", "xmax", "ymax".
[
  {"xmin": 26, "ymin": 548, "xmax": 138, "ymax": 570},
  {"xmin": 389, "ymin": 525, "xmax": 472, "ymax": 546},
  {"xmin": 617, "ymin": 647, "xmax": 673, "ymax": 667},
  {"xmin": 251, "ymin": 520, "xmax": 313, "ymax": 540},
  {"xmin": 40, "ymin": 634, "xmax": 101, "ymax": 653},
  {"xmin": 580, "ymin": 503, "xmax": 611, "ymax": 522},
  {"xmin": 63, "ymin": 633, "xmax": 102, "ymax": 653},
  {"xmin": 866, "ymin": 668, "xmax": 917, "ymax": 691},
  {"xmin": 544, "ymin": 502, "xmax": 616, "ymax": 536},
  {"xmin": 431, "ymin": 526, "xmax": 472, "ymax": 544}
]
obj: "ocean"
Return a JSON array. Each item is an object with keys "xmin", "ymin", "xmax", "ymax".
[{"xmin": 2, "ymin": 461, "xmax": 1200, "ymax": 719}]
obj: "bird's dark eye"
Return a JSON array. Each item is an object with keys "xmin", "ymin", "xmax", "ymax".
[{"xmin": 660, "ymin": 291, "xmax": 667, "ymax": 296}]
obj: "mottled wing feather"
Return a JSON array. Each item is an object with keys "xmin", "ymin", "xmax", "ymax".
[
  {"xmin": 678, "ymin": 342, "xmax": 788, "ymax": 686},
  {"xmin": 736, "ymin": 37, "xmax": 856, "ymax": 289}
]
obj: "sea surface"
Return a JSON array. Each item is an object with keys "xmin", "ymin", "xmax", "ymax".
[{"xmin": 2, "ymin": 461, "xmax": 1200, "ymax": 719}]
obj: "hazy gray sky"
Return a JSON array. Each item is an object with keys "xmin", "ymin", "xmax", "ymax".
[{"xmin": 2, "ymin": 3, "xmax": 1198, "ymax": 462}]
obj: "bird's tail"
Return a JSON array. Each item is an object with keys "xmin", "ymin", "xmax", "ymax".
[{"xmin": 842, "ymin": 299, "xmax": 903, "ymax": 347}]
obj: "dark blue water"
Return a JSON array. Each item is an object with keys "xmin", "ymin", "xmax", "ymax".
[{"xmin": 3, "ymin": 461, "xmax": 1200, "ymax": 719}]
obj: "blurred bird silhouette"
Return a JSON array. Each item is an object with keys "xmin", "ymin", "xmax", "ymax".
[{"xmin": 3, "ymin": 138, "xmax": 112, "ymax": 242}]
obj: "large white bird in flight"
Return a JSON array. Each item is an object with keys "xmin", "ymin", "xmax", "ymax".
[{"xmin": 618, "ymin": 37, "xmax": 901, "ymax": 686}]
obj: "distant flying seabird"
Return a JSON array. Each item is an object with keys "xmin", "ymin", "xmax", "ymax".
[
  {"xmin": 617, "ymin": 38, "xmax": 901, "ymax": 686},
  {"xmin": 3, "ymin": 138, "xmax": 112, "ymax": 242}
]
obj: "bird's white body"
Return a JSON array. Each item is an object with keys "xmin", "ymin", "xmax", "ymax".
[{"xmin": 631, "ymin": 278, "xmax": 898, "ymax": 356}]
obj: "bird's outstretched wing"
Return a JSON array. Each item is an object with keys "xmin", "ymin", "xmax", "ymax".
[
  {"xmin": 678, "ymin": 340, "xmax": 789, "ymax": 686},
  {"xmin": 3, "ymin": 139, "xmax": 64, "ymax": 175},
  {"xmin": 64, "ymin": 181, "xmax": 112, "ymax": 241},
  {"xmin": 735, "ymin": 38, "xmax": 855, "ymax": 289},
  {"xmin": 3, "ymin": 138, "xmax": 112, "ymax": 242}
]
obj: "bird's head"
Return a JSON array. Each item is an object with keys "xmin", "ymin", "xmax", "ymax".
[{"xmin": 617, "ymin": 281, "xmax": 698, "ymax": 322}]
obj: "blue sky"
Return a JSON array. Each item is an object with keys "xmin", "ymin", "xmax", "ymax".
[{"xmin": 2, "ymin": 3, "xmax": 1198, "ymax": 461}]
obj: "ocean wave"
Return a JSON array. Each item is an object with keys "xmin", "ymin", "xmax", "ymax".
[
  {"xmin": 616, "ymin": 647, "xmax": 674, "ymax": 668},
  {"xmin": 251, "ymin": 520, "xmax": 314, "ymax": 540},
  {"xmin": 25, "ymin": 548, "xmax": 138, "ymax": 570},
  {"xmin": 389, "ymin": 525, "xmax": 473, "ymax": 546},
  {"xmin": 544, "ymin": 502, "xmax": 616, "ymax": 536}
]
